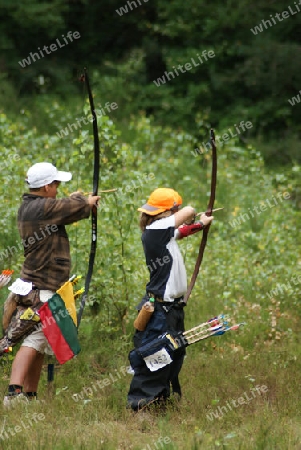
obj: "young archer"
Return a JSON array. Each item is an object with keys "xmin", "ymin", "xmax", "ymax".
[{"xmin": 127, "ymin": 187, "xmax": 214, "ymax": 410}]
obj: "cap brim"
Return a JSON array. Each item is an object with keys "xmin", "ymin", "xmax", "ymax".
[
  {"xmin": 55, "ymin": 171, "xmax": 72, "ymax": 182},
  {"xmin": 138, "ymin": 203, "xmax": 166, "ymax": 216}
]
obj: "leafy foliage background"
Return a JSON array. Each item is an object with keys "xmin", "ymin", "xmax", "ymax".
[
  {"xmin": 0, "ymin": 106, "xmax": 299, "ymax": 339},
  {"xmin": 0, "ymin": 2, "xmax": 301, "ymax": 448},
  {"xmin": 1, "ymin": 0, "xmax": 301, "ymax": 163}
]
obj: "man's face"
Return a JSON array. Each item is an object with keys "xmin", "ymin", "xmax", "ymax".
[{"xmin": 45, "ymin": 180, "xmax": 61, "ymax": 198}]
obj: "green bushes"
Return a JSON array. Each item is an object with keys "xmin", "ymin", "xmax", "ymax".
[
  {"xmin": 0, "ymin": 100, "xmax": 300, "ymax": 449},
  {"xmin": 0, "ymin": 105, "xmax": 299, "ymax": 335}
]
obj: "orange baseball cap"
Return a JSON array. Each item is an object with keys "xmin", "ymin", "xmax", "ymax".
[{"xmin": 138, "ymin": 188, "xmax": 182, "ymax": 216}]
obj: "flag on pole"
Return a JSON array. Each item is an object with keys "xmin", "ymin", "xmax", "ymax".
[{"xmin": 39, "ymin": 278, "xmax": 81, "ymax": 364}]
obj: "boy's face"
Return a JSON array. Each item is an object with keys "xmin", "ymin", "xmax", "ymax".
[{"xmin": 44, "ymin": 180, "xmax": 61, "ymax": 198}]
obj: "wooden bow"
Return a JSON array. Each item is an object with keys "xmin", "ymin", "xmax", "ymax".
[
  {"xmin": 77, "ymin": 68, "xmax": 100, "ymax": 327},
  {"xmin": 184, "ymin": 129, "xmax": 217, "ymax": 304}
]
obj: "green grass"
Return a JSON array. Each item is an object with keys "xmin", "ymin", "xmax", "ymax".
[
  {"xmin": 1, "ymin": 309, "xmax": 301, "ymax": 450},
  {"xmin": 0, "ymin": 100, "xmax": 300, "ymax": 449}
]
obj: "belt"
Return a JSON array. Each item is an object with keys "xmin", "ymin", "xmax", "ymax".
[{"xmin": 147, "ymin": 293, "xmax": 184, "ymax": 304}]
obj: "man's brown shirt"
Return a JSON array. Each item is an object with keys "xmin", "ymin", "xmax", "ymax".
[{"xmin": 18, "ymin": 193, "xmax": 90, "ymax": 291}]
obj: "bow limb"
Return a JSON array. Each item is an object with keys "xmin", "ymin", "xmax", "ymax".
[
  {"xmin": 183, "ymin": 129, "xmax": 217, "ymax": 304},
  {"xmin": 77, "ymin": 68, "xmax": 100, "ymax": 327}
]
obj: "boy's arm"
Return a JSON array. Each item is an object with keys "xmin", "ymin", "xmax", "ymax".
[
  {"xmin": 176, "ymin": 221, "xmax": 204, "ymax": 240},
  {"xmin": 174, "ymin": 207, "xmax": 213, "ymax": 230},
  {"xmin": 173, "ymin": 206, "xmax": 196, "ymax": 228}
]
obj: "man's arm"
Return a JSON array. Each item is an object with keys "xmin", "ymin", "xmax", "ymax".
[{"xmin": 43, "ymin": 193, "xmax": 99, "ymax": 225}]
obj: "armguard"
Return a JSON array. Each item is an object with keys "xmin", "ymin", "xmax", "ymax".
[{"xmin": 177, "ymin": 221, "xmax": 204, "ymax": 239}]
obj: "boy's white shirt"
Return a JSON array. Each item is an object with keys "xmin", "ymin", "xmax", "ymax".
[{"xmin": 146, "ymin": 216, "xmax": 187, "ymax": 301}]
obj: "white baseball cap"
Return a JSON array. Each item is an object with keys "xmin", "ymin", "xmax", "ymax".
[{"xmin": 26, "ymin": 162, "xmax": 72, "ymax": 188}]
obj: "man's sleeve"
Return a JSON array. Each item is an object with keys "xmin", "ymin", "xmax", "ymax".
[{"xmin": 43, "ymin": 194, "xmax": 91, "ymax": 225}]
